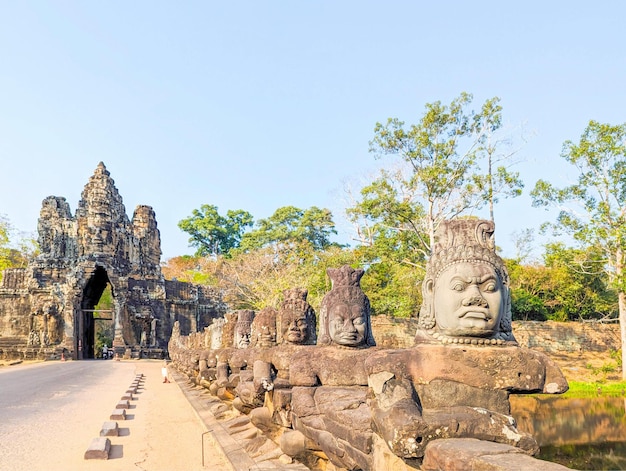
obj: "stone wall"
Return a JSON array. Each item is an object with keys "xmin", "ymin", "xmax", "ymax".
[
  {"xmin": 370, "ymin": 315, "xmax": 620, "ymax": 354},
  {"xmin": 512, "ymin": 320, "xmax": 620, "ymax": 354}
]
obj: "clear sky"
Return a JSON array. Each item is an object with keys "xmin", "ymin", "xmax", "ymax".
[{"xmin": 1, "ymin": 1, "xmax": 625, "ymax": 261}]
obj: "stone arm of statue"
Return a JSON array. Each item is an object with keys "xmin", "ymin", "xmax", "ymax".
[{"xmin": 367, "ymin": 371, "xmax": 540, "ymax": 459}]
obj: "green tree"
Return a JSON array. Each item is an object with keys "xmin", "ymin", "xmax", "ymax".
[
  {"xmin": 238, "ymin": 206, "xmax": 339, "ymax": 253},
  {"xmin": 178, "ymin": 205, "xmax": 253, "ymax": 257},
  {"xmin": 470, "ymin": 98, "xmax": 524, "ymax": 225},
  {"xmin": 507, "ymin": 244, "xmax": 615, "ymax": 322},
  {"xmin": 351, "ymin": 92, "xmax": 522, "ymax": 260},
  {"xmin": 531, "ymin": 120, "xmax": 626, "ymax": 377},
  {"xmin": 0, "ymin": 215, "xmax": 37, "ymax": 280},
  {"xmin": 542, "ymin": 243, "xmax": 616, "ymax": 321}
]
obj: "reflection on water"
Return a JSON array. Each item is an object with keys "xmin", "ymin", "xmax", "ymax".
[{"xmin": 510, "ymin": 395, "xmax": 626, "ymax": 470}]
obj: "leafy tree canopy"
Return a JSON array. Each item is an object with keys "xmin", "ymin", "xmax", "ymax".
[
  {"xmin": 0, "ymin": 215, "xmax": 37, "ymax": 279},
  {"xmin": 178, "ymin": 205, "xmax": 253, "ymax": 257},
  {"xmin": 238, "ymin": 206, "xmax": 339, "ymax": 253},
  {"xmin": 349, "ymin": 92, "xmax": 522, "ymax": 260}
]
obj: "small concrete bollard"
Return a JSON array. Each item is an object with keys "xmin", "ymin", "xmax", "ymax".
[
  {"xmin": 110, "ymin": 408, "xmax": 126, "ymax": 420},
  {"xmin": 100, "ymin": 421, "xmax": 119, "ymax": 437},
  {"xmin": 121, "ymin": 393, "xmax": 133, "ymax": 400},
  {"xmin": 116, "ymin": 400, "xmax": 130, "ymax": 409},
  {"xmin": 84, "ymin": 437, "xmax": 111, "ymax": 460}
]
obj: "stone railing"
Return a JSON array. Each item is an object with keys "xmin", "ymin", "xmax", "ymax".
[{"xmin": 169, "ymin": 322, "xmax": 572, "ymax": 471}]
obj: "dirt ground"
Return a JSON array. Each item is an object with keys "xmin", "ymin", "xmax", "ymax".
[{"xmin": 548, "ymin": 351, "xmax": 623, "ymax": 383}]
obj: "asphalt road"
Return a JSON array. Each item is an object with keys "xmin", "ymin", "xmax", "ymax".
[
  {"xmin": 0, "ymin": 360, "xmax": 136, "ymax": 470},
  {"xmin": 0, "ymin": 359, "xmax": 229, "ymax": 471}
]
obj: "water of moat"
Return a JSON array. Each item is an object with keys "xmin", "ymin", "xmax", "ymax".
[{"xmin": 510, "ymin": 395, "xmax": 626, "ymax": 470}]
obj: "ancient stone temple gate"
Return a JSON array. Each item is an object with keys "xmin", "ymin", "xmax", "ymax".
[{"xmin": 0, "ymin": 162, "xmax": 225, "ymax": 360}]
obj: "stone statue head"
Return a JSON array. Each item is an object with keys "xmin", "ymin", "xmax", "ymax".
[
  {"xmin": 417, "ymin": 219, "xmax": 515, "ymax": 345},
  {"xmin": 319, "ymin": 265, "xmax": 375, "ymax": 348},
  {"xmin": 220, "ymin": 312, "xmax": 238, "ymax": 348},
  {"xmin": 278, "ymin": 288, "xmax": 317, "ymax": 345},
  {"xmin": 208, "ymin": 318, "xmax": 225, "ymax": 350},
  {"xmin": 234, "ymin": 309, "xmax": 255, "ymax": 349},
  {"xmin": 250, "ymin": 307, "xmax": 278, "ymax": 348}
]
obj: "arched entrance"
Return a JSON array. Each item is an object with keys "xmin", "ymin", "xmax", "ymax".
[{"xmin": 76, "ymin": 266, "xmax": 113, "ymax": 359}]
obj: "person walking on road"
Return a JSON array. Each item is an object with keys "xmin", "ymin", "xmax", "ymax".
[{"xmin": 162, "ymin": 361, "xmax": 170, "ymax": 383}]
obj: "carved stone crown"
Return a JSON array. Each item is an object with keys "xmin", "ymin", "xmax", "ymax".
[
  {"xmin": 417, "ymin": 219, "xmax": 515, "ymax": 342},
  {"xmin": 327, "ymin": 265, "xmax": 364, "ymax": 287},
  {"xmin": 236, "ymin": 309, "xmax": 255, "ymax": 326},
  {"xmin": 427, "ymin": 219, "xmax": 508, "ymax": 285}
]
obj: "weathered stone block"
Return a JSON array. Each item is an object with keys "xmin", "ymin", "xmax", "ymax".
[
  {"xmin": 421, "ymin": 438, "xmax": 569, "ymax": 471},
  {"xmin": 110, "ymin": 408, "xmax": 126, "ymax": 420},
  {"xmin": 116, "ymin": 400, "xmax": 130, "ymax": 409},
  {"xmin": 84, "ymin": 437, "xmax": 111, "ymax": 460},
  {"xmin": 99, "ymin": 421, "xmax": 119, "ymax": 437}
]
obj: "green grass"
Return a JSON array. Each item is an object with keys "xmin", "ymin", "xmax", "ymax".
[{"xmin": 561, "ymin": 380, "xmax": 626, "ymax": 398}]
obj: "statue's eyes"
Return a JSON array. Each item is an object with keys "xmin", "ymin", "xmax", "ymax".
[
  {"xmin": 483, "ymin": 282, "xmax": 497, "ymax": 292},
  {"xmin": 451, "ymin": 282, "xmax": 465, "ymax": 292},
  {"xmin": 353, "ymin": 317, "xmax": 365, "ymax": 325}
]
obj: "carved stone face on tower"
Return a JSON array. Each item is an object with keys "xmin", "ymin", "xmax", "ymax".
[
  {"xmin": 417, "ymin": 219, "xmax": 516, "ymax": 345},
  {"xmin": 319, "ymin": 265, "xmax": 376, "ymax": 348}
]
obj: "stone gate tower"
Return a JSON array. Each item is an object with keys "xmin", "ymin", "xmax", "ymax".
[{"xmin": 0, "ymin": 162, "xmax": 225, "ymax": 360}]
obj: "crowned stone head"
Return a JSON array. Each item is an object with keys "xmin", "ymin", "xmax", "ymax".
[
  {"xmin": 234, "ymin": 309, "xmax": 255, "ymax": 349},
  {"xmin": 278, "ymin": 288, "xmax": 317, "ymax": 345},
  {"xmin": 416, "ymin": 219, "xmax": 516, "ymax": 345},
  {"xmin": 250, "ymin": 307, "xmax": 278, "ymax": 348},
  {"xmin": 319, "ymin": 265, "xmax": 375, "ymax": 348}
]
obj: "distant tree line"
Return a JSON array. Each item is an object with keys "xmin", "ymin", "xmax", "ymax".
[
  {"xmin": 2, "ymin": 94, "xmax": 624, "ymax": 331},
  {"xmin": 168, "ymin": 93, "xmax": 623, "ymax": 333}
]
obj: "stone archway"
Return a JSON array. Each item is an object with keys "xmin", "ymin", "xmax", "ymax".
[{"xmin": 76, "ymin": 265, "xmax": 111, "ymax": 359}]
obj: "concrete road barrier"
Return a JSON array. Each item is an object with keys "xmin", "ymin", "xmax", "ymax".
[
  {"xmin": 100, "ymin": 421, "xmax": 119, "ymax": 437},
  {"xmin": 84, "ymin": 437, "xmax": 111, "ymax": 460}
]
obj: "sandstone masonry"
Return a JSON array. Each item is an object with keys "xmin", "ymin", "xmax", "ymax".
[{"xmin": 0, "ymin": 162, "xmax": 225, "ymax": 360}]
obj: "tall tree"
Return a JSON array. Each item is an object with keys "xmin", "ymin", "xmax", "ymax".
[
  {"xmin": 471, "ymin": 98, "xmax": 524, "ymax": 225},
  {"xmin": 178, "ymin": 205, "xmax": 253, "ymax": 257},
  {"xmin": 352, "ymin": 92, "xmax": 522, "ymax": 259},
  {"xmin": 238, "ymin": 206, "xmax": 339, "ymax": 253},
  {"xmin": 531, "ymin": 120, "xmax": 626, "ymax": 378}
]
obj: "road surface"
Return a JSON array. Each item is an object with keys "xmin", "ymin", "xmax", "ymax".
[{"xmin": 0, "ymin": 359, "xmax": 231, "ymax": 471}]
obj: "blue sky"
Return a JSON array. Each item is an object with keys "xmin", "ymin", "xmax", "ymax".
[{"xmin": 1, "ymin": 2, "xmax": 625, "ymax": 260}]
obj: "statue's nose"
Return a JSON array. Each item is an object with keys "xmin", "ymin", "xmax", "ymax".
[
  {"xmin": 344, "ymin": 320, "xmax": 357, "ymax": 332},
  {"xmin": 462, "ymin": 292, "xmax": 488, "ymax": 307}
]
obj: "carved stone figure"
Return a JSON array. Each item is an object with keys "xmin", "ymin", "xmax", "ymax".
[
  {"xmin": 208, "ymin": 317, "xmax": 226, "ymax": 350},
  {"xmin": 167, "ymin": 242, "xmax": 569, "ymax": 471},
  {"xmin": 319, "ymin": 265, "xmax": 375, "ymax": 348},
  {"xmin": 250, "ymin": 307, "xmax": 277, "ymax": 348},
  {"xmin": 365, "ymin": 219, "xmax": 567, "ymax": 460},
  {"xmin": 234, "ymin": 309, "xmax": 255, "ymax": 349},
  {"xmin": 277, "ymin": 288, "xmax": 316, "ymax": 345},
  {"xmin": 416, "ymin": 219, "xmax": 516, "ymax": 345}
]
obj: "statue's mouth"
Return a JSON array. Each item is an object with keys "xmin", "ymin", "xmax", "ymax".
[
  {"xmin": 458, "ymin": 309, "xmax": 491, "ymax": 320},
  {"xmin": 338, "ymin": 333, "xmax": 358, "ymax": 340}
]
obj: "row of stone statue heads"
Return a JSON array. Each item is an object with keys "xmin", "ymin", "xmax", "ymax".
[
  {"xmin": 169, "ymin": 219, "xmax": 568, "ymax": 471},
  {"xmin": 199, "ymin": 218, "xmax": 516, "ymax": 353}
]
